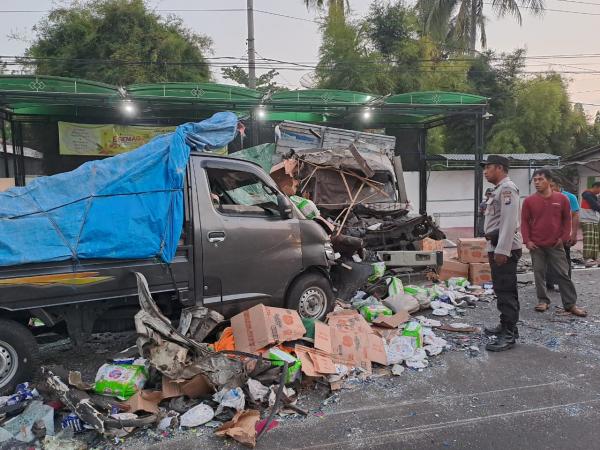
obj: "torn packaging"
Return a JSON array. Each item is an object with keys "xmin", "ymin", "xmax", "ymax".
[
  {"xmin": 216, "ymin": 409, "xmax": 260, "ymax": 448},
  {"xmin": 178, "ymin": 306, "xmax": 224, "ymax": 342},
  {"xmin": 269, "ymin": 160, "xmax": 299, "ymax": 196},
  {"xmin": 367, "ymin": 333, "xmax": 388, "ymax": 366},
  {"xmin": 68, "ymin": 371, "xmax": 93, "ymax": 391},
  {"xmin": 161, "ymin": 374, "xmax": 214, "ymax": 399},
  {"xmin": 372, "ymin": 310, "xmax": 410, "ymax": 329},
  {"xmin": 295, "ymin": 345, "xmax": 337, "ymax": 377},
  {"xmin": 134, "ymin": 272, "xmax": 212, "ymax": 357},
  {"xmin": 44, "ymin": 368, "xmax": 106, "ymax": 434},
  {"xmin": 123, "ymin": 390, "xmax": 163, "ymax": 414},
  {"xmin": 231, "ymin": 304, "xmax": 306, "ymax": 354},
  {"xmin": 134, "ymin": 272, "xmax": 245, "ymax": 389},
  {"xmin": 146, "ymin": 341, "xmax": 189, "ymax": 380}
]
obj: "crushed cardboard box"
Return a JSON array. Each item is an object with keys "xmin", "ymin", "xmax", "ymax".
[
  {"xmin": 231, "ymin": 304, "xmax": 306, "ymax": 354},
  {"xmin": 457, "ymin": 238, "xmax": 488, "ymax": 263},
  {"xmin": 469, "ymin": 262, "xmax": 492, "ymax": 285},
  {"xmin": 438, "ymin": 259, "xmax": 469, "ymax": 281},
  {"xmin": 421, "ymin": 237, "xmax": 444, "ymax": 252}
]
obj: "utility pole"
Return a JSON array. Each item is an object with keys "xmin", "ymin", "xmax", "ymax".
[{"xmin": 247, "ymin": 0, "xmax": 256, "ymax": 89}]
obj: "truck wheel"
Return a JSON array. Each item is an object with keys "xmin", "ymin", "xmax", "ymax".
[
  {"xmin": 0, "ymin": 319, "xmax": 40, "ymax": 395},
  {"xmin": 286, "ymin": 273, "xmax": 333, "ymax": 320}
]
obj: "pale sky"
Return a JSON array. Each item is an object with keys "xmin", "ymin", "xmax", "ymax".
[{"xmin": 2, "ymin": 0, "xmax": 600, "ymax": 116}]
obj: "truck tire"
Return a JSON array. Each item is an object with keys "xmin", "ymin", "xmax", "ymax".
[
  {"xmin": 286, "ymin": 273, "xmax": 334, "ymax": 321},
  {"xmin": 0, "ymin": 319, "xmax": 40, "ymax": 395}
]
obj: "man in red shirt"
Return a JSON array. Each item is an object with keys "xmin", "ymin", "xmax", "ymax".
[{"xmin": 522, "ymin": 169, "xmax": 587, "ymax": 317}]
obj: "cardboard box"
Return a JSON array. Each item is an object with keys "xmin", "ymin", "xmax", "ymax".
[
  {"xmin": 438, "ymin": 259, "xmax": 469, "ymax": 281},
  {"xmin": 367, "ymin": 333, "xmax": 388, "ymax": 365},
  {"xmin": 457, "ymin": 238, "xmax": 488, "ymax": 263},
  {"xmin": 0, "ymin": 178, "xmax": 14, "ymax": 192},
  {"xmin": 231, "ymin": 304, "xmax": 306, "ymax": 353},
  {"xmin": 421, "ymin": 237, "xmax": 444, "ymax": 252},
  {"xmin": 295, "ymin": 345, "xmax": 337, "ymax": 377},
  {"xmin": 469, "ymin": 262, "xmax": 492, "ymax": 285},
  {"xmin": 372, "ymin": 310, "xmax": 410, "ymax": 329},
  {"xmin": 325, "ymin": 312, "xmax": 371, "ymax": 372}
]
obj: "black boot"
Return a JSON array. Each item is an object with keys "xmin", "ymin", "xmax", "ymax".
[
  {"xmin": 486, "ymin": 328, "xmax": 516, "ymax": 352},
  {"xmin": 484, "ymin": 324, "xmax": 519, "ymax": 338}
]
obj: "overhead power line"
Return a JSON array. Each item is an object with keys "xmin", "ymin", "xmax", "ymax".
[
  {"xmin": 1, "ymin": 3, "xmax": 600, "ymax": 17},
  {"xmin": 482, "ymin": 1, "xmax": 600, "ymax": 14},
  {"xmin": 6, "ymin": 54, "xmax": 600, "ymax": 74},
  {"xmin": 0, "ymin": 8, "xmax": 322, "ymax": 23}
]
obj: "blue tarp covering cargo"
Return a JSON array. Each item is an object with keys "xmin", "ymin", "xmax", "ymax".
[{"xmin": 0, "ymin": 112, "xmax": 239, "ymax": 267}]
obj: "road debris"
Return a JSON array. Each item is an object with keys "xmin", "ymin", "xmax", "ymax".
[{"xmin": 3, "ymin": 259, "xmax": 497, "ymax": 449}]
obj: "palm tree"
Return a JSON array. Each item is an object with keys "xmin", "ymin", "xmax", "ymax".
[
  {"xmin": 304, "ymin": 0, "xmax": 350, "ymax": 17},
  {"xmin": 417, "ymin": 0, "xmax": 544, "ymax": 53}
]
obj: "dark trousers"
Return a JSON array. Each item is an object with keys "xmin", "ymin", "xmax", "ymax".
[
  {"xmin": 489, "ymin": 250, "xmax": 522, "ymax": 328},
  {"xmin": 546, "ymin": 245, "xmax": 571, "ymax": 285},
  {"xmin": 531, "ymin": 246, "xmax": 578, "ymax": 310}
]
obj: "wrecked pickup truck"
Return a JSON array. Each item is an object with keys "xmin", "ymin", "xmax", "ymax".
[
  {"xmin": 270, "ymin": 121, "xmax": 445, "ymax": 267},
  {"xmin": 0, "ymin": 116, "xmax": 334, "ymax": 394}
]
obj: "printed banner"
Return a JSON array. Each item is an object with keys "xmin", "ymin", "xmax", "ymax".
[{"xmin": 58, "ymin": 122, "xmax": 176, "ymax": 156}]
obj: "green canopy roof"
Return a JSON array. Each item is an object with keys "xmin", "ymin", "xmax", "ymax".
[{"xmin": 0, "ymin": 75, "xmax": 488, "ymax": 127}]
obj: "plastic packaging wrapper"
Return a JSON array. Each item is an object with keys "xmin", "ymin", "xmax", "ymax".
[
  {"xmin": 368, "ymin": 262, "xmax": 386, "ymax": 282},
  {"xmin": 0, "ymin": 382, "xmax": 39, "ymax": 408},
  {"xmin": 213, "ymin": 387, "xmax": 246, "ymax": 415},
  {"xmin": 290, "ymin": 195, "xmax": 320, "ymax": 219},
  {"xmin": 180, "ymin": 404, "xmax": 215, "ymax": 428},
  {"xmin": 386, "ymin": 277, "xmax": 404, "ymax": 297},
  {"xmin": 268, "ymin": 348, "xmax": 302, "ymax": 384},
  {"xmin": 385, "ymin": 336, "xmax": 417, "ymax": 365},
  {"xmin": 446, "ymin": 277, "xmax": 470, "ymax": 288},
  {"xmin": 359, "ymin": 304, "xmax": 393, "ymax": 322},
  {"xmin": 246, "ymin": 379, "xmax": 270, "ymax": 403},
  {"xmin": 0, "ymin": 400, "xmax": 55, "ymax": 442},
  {"xmin": 402, "ymin": 321, "xmax": 424, "ymax": 348}
]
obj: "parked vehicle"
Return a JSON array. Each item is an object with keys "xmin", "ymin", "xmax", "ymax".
[{"xmin": 0, "ymin": 153, "xmax": 334, "ymax": 393}]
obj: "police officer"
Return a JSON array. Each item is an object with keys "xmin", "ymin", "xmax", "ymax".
[{"xmin": 480, "ymin": 155, "xmax": 523, "ymax": 352}]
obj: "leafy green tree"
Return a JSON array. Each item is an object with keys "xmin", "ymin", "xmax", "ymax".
[
  {"xmin": 486, "ymin": 75, "xmax": 583, "ymax": 156},
  {"xmin": 25, "ymin": 0, "xmax": 212, "ymax": 85},
  {"xmin": 220, "ymin": 67, "xmax": 287, "ymax": 93},
  {"xmin": 365, "ymin": 1, "xmax": 423, "ymax": 93},
  {"xmin": 443, "ymin": 49, "xmax": 524, "ymax": 153},
  {"xmin": 315, "ymin": 1, "xmax": 470, "ymax": 94},
  {"xmin": 316, "ymin": 8, "xmax": 393, "ymax": 92},
  {"xmin": 417, "ymin": 0, "xmax": 544, "ymax": 52}
]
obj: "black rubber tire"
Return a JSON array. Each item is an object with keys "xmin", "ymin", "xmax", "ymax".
[
  {"xmin": 0, "ymin": 319, "xmax": 40, "ymax": 395},
  {"xmin": 286, "ymin": 272, "xmax": 334, "ymax": 321}
]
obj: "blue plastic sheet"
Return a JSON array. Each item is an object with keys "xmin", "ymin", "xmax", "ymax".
[{"xmin": 0, "ymin": 112, "xmax": 238, "ymax": 267}]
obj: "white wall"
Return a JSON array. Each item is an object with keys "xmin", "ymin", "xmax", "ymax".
[
  {"xmin": 577, "ymin": 166, "xmax": 600, "ymax": 197},
  {"xmin": 404, "ymin": 168, "xmax": 536, "ymax": 228}
]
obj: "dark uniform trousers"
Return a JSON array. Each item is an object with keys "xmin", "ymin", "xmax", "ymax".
[{"xmin": 488, "ymin": 249, "xmax": 522, "ymax": 328}]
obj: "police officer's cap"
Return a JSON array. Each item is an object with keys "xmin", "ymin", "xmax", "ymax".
[{"xmin": 479, "ymin": 154, "xmax": 510, "ymax": 169}]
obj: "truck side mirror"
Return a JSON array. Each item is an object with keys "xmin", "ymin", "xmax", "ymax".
[{"xmin": 277, "ymin": 193, "xmax": 293, "ymax": 219}]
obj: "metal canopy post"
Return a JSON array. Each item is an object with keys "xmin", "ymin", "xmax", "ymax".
[
  {"xmin": 9, "ymin": 120, "xmax": 25, "ymax": 186},
  {"xmin": 1, "ymin": 118, "xmax": 8, "ymax": 178},
  {"xmin": 418, "ymin": 129, "xmax": 428, "ymax": 215},
  {"xmin": 473, "ymin": 114, "xmax": 484, "ymax": 236}
]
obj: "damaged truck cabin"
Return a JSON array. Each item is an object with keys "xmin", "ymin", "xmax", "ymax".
[
  {"xmin": 0, "ymin": 113, "xmax": 335, "ymax": 394},
  {"xmin": 270, "ymin": 121, "xmax": 444, "ymax": 268}
]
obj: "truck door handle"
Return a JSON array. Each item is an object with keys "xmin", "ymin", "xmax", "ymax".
[{"xmin": 207, "ymin": 231, "xmax": 226, "ymax": 243}]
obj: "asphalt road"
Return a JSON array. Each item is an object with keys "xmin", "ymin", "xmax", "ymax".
[{"xmin": 137, "ymin": 268, "xmax": 600, "ymax": 450}]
